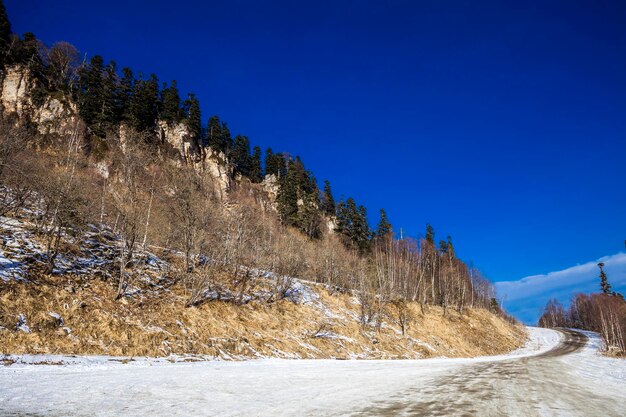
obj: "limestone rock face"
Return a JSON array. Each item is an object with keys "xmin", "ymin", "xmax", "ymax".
[
  {"xmin": 158, "ymin": 120, "xmax": 201, "ymax": 163},
  {"xmin": 1, "ymin": 65, "xmax": 29, "ymax": 114},
  {"xmin": 1, "ymin": 65, "xmax": 79, "ymax": 136},
  {"xmin": 200, "ymin": 147, "xmax": 231, "ymax": 200},
  {"xmin": 325, "ymin": 216, "xmax": 337, "ymax": 234},
  {"xmin": 261, "ymin": 174, "xmax": 280, "ymax": 211},
  {"xmin": 36, "ymin": 96, "xmax": 79, "ymax": 136}
]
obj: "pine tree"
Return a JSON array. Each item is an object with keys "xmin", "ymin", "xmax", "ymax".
[
  {"xmin": 183, "ymin": 93, "xmax": 201, "ymax": 146},
  {"xmin": 335, "ymin": 197, "xmax": 370, "ymax": 253},
  {"xmin": 206, "ymin": 115, "xmax": 224, "ymax": 152},
  {"xmin": 264, "ymin": 148, "xmax": 278, "ymax": 178},
  {"xmin": 18, "ymin": 32, "xmax": 46, "ymax": 106},
  {"xmin": 118, "ymin": 67, "xmax": 134, "ymax": 123},
  {"xmin": 221, "ymin": 122, "xmax": 233, "ymax": 153},
  {"xmin": 206, "ymin": 116, "xmax": 232, "ymax": 154},
  {"xmin": 100, "ymin": 60, "xmax": 120, "ymax": 132},
  {"xmin": 599, "ymin": 262, "xmax": 612, "ymax": 294},
  {"xmin": 250, "ymin": 146, "xmax": 263, "ymax": 183},
  {"xmin": 320, "ymin": 180, "xmax": 335, "ymax": 216},
  {"xmin": 160, "ymin": 80, "xmax": 183, "ymax": 123},
  {"xmin": 439, "ymin": 240, "xmax": 448, "ymax": 253},
  {"xmin": 0, "ymin": 0, "xmax": 12, "ymax": 69},
  {"xmin": 277, "ymin": 159, "xmax": 299, "ymax": 226},
  {"xmin": 129, "ymin": 73, "xmax": 159, "ymax": 133},
  {"xmin": 77, "ymin": 55, "xmax": 105, "ymax": 135},
  {"xmin": 299, "ymin": 188, "xmax": 322, "ymax": 239},
  {"xmin": 291, "ymin": 157, "xmax": 307, "ymax": 189},
  {"xmin": 374, "ymin": 208, "xmax": 392, "ymax": 240},
  {"xmin": 354, "ymin": 204, "xmax": 371, "ymax": 253},
  {"xmin": 275, "ymin": 153, "xmax": 287, "ymax": 178},
  {"xmin": 232, "ymin": 135, "xmax": 252, "ymax": 177},
  {"xmin": 425, "ymin": 223, "xmax": 435, "ymax": 245},
  {"xmin": 446, "ymin": 235, "xmax": 455, "ymax": 257}
]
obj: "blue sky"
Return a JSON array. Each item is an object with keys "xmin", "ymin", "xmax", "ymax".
[{"xmin": 6, "ymin": 0, "xmax": 625, "ymax": 321}]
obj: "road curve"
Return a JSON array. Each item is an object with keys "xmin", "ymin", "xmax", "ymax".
[{"xmin": 357, "ymin": 329, "xmax": 621, "ymax": 417}]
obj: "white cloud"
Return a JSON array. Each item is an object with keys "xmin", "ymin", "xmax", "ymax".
[{"xmin": 495, "ymin": 252, "xmax": 626, "ymax": 324}]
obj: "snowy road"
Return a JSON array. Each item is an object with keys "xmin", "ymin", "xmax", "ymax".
[{"xmin": 1, "ymin": 327, "xmax": 625, "ymax": 416}]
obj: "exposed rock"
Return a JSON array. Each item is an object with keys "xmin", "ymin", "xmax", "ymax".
[
  {"xmin": 199, "ymin": 147, "xmax": 232, "ymax": 200},
  {"xmin": 261, "ymin": 174, "xmax": 280, "ymax": 211},
  {"xmin": 36, "ymin": 96, "xmax": 80, "ymax": 136},
  {"xmin": 325, "ymin": 216, "xmax": 337, "ymax": 234},
  {"xmin": 1, "ymin": 65, "xmax": 79, "ymax": 136},
  {"xmin": 48, "ymin": 312, "xmax": 64, "ymax": 327},
  {"xmin": 158, "ymin": 120, "xmax": 200, "ymax": 163},
  {"xmin": 16, "ymin": 313, "xmax": 30, "ymax": 333},
  {"xmin": 1, "ymin": 65, "xmax": 29, "ymax": 114}
]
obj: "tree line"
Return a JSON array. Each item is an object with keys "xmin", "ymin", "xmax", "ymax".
[{"xmin": 538, "ymin": 263, "xmax": 625, "ymax": 354}]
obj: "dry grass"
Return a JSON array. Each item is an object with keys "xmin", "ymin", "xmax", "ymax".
[{"xmin": 0, "ymin": 276, "xmax": 526, "ymax": 359}]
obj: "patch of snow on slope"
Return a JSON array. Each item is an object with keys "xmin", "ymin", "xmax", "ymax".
[{"xmin": 508, "ymin": 326, "xmax": 561, "ymax": 357}]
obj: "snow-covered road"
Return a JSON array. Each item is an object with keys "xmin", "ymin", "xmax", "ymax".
[{"xmin": 0, "ymin": 327, "xmax": 624, "ymax": 416}]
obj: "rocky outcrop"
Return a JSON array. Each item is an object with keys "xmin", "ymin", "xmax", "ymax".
[
  {"xmin": 157, "ymin": 120, "xmax": 200, "ymax": 164},
  {"xmin": 1, "ymin": 65, "xmax": 79, "ymax": 136},
  {"xmin": 1, "ymin": 65, "xmax": 28, "ymax": 115},
  {"xmin": 200, "ymin": 148, "xmax": 231, "ymax": 200},
  {"xmin": 261, "ymin": 174, "xmax": 280, "ymax": 211}
]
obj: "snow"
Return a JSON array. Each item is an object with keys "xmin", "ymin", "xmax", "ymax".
[
  {"xmin": 0, "ymin": 215, "xmax": 170, "ymax": 287},
  {"xmin": 0, "ymin": 327, "xmax": 572, "ymax": 416},
  {"xmin": 560, "ymin": 329, "xmax": 626, "ymax": 390}
]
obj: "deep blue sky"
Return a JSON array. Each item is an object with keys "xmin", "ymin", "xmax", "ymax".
[{"xmin": 7, "ymin": 0, "xmax": 626, "ymax": 316}]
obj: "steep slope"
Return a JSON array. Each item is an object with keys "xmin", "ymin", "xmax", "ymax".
[{"xmin": 0, "ymin": 211, "xmax": 525, "ymax": 360}]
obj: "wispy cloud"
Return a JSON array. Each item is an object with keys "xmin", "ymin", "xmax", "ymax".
[{"xmin": 495, "ymin": 253, "xmax": 626, "ymax": 324}]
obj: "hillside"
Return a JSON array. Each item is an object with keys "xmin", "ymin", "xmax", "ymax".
[
  {"xmin": 0, "ymin": 3, "xmax": 526, "ymax": 361},
  {"xmin": 0, "ymin": 205, "xmax": 524, "ymax": 360}
]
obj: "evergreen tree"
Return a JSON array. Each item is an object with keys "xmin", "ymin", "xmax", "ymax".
[
  {"xmin": 277, "ymin": 159, "xmax": 299, "ymax": 226},
  {"xmin": 183, "ymin": 93, "xmax": 201, "ymax": 146},
  {"xmin": 0, "ymin": 0, "xmax": 12, "ymax": 69},
  {"xmin": 14, "ymin": 32, "xmax": 42, "ymax": 71},
  {"xmin": 273, "ymin": 153, "xmax": 287, "ymax": 178},
  {"xmin": 299, "ymin": 188, "xmax": 322, "ymax": 239},
  {"xmin": 220, "ymin": 122, "xmax": 233, "ymax": 153},
  {"xmin": 129, "ymin": 73, "xmax": 159, "ymax": 133},
  {"xmin": 118, "ymin": 67, "xmax": 134, "ymax": 123},
  {"xmin": 100, "ymin": 60, "xmax": 120, "ymax": 132},
  {"xmin": 320, "ymin": 180, "xmax": 335, "ymax": 216},
  {"xmin": 264, "ymin": 148, "xmax": 278, "ymax": 178},
  {"xmin": 77, "ymin": 55, "xmax": 105, "ymax": 135},
  {"xmin": 232, "ymin": 135, "xmax": 252, "ymax": 177},
  {"xmin": 160, "ymin": 80, "xmax": 183, "ymax": 123},
  {"xmin": 206, "ymin": 116, "xmax": 232, "ymax": 154},
  {"xmin": 17, "ymin": 32, "xmax": 46, "ymax": 105},
  {"xmin": 439, "ymin": 240, "xmax": 448, "ymax": 253},
  {"xmin": 250, "ymin": 146, "xmax": 263, "ymax": 183},
  {"xmin": 374, "ymin": 208, "xmax": 392, "ymax": 240},
  {"xmin": 446, "ymin": 235, "xmax": 455, "ymax": 257},
  {"xmin": 354, "ymin": 204, "xmax": 371, "ymax": 253},
  {"xmin": 425, "ymin": 223, "xmax": 435, "ymax": 245},
  {"xmin": 599, "ymin": 262, "xmax": 612, "ymax": 294},
  {"xmin": 334, "ymin": 199, "xmax": 348, "ymax": 234},
  {"xmin": 206, "ymin": 115, "xmax": 223, "ymax": 152},
  {"xmin": 335, "ymin": 197, "xmax": 371, "ymax": 253},
  {"xmin": 264, "ymin": 148, "xmax": 289, "ymax": 179}
]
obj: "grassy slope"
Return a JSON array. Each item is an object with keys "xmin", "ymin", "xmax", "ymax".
[{"xmin": 0, "ymin": 275, "xmax": 525, "ymax": 359}]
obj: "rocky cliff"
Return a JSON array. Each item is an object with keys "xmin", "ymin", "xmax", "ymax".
[{"xmin": 1, "ymin": 65, "xmax": 80, "ymax": 136}]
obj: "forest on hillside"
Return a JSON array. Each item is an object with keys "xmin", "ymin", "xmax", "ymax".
[{"xmin": 0, "ymin": 0, "xmax": 509, "ymax": 336}]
